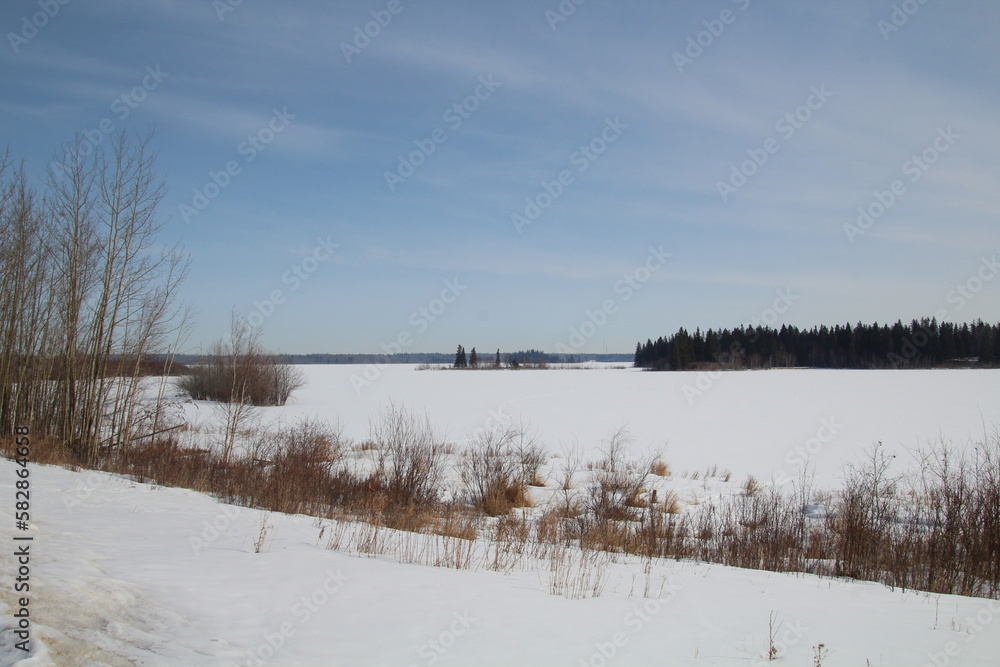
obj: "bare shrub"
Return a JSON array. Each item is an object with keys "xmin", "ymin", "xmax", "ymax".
[
  {"xmin": 366, "ymin": 403, "xmax": 447, "ymax": 511},
  {"xmin": 178, "ymin": 315, "xmax": 304, "ymax": 407},
  {"xmin": 558, "ymin": 443, "xmax": 583, "ymax": 490},
  {"xmin": 831, "ymin": 442, "xmax": 900, "ymax": 581},
  {"xmin": 459, "ymin": 426, "xmax": 530, "ymax": 516},
  {"xmin": 266, "ymin": 418, "xmax": 346, "ymax": 514},
  {"xmin": 767, "ymin": 611, "xmax": 781, "ymax": 661},
  {"xmin": 587, "ymin": 427, "xmax": 653, "ymax": 522},
  {"xmin": 253, "ymin": 515, "xmax": 273, "ymax": 553},
  {"xmin": 880, "ymin": 433, "xmax": 1000, "ymax": 596},
  {"xmin": 512, "ymin": 424, "xmax": 548, "ymax": 487},
  {"xmin": 114, "ymin": 436, "xmax": 249, "ymax": 503}
]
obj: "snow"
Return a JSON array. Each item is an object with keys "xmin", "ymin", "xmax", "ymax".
[
  {"xmin": 4, "ymin": 366, "xmax": 1000, "ymax": 665},
  {"xmin": 4, "ymin": 461, "xmax": 1000, "ymax": 666},
  {"xmin": 186, "ymin": 365, "xmax": 1000, "ymax": 487}
]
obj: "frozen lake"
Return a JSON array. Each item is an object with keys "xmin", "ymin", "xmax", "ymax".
[{"xmin": 181, "ymin": 364, "xmax": 1000, "ymax": 487}]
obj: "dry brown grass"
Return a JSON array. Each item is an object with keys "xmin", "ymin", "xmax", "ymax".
[
  {"xmin": 13, "ymin": 409, "xmax": 1000, "ymax": 601},
  {"xmin": 534, "ymin": 511, "xmax": 561, "ymax": 545},
  {"xmin": 658, "ymin": 490, "xmax": 682, "ymax": 514},
  {"xmin": 430, "ymin": 507, "xmax": 479, "ymax": 541},
  {"xmin": 650, "ymin": 459, "xmax": 671, "ymax": 477},
  {"xmin": 585, "ymin": 427, "xmax": 656, "ymax": 524},
  {"xmin": 460, "ymin": 423, "xmax": 545, "ymax": 516},
  {"xmin": 482, "ymin": 479, "xmax": 533, "ymax": 516},
  {"xmin": 0, "ymin": 435, "xmax": 75, "ymax": 466}
]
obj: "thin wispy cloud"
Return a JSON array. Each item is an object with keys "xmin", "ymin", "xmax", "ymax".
[{"xmin": 1, "ymin": 0, "xmax": 996, "ymax": 353}]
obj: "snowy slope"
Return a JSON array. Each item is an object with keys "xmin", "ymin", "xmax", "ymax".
[
  {"xmin": 5, "ymin": 366, "xmax": 1000, "ymax": 665},
  {"xmin": 3, "ymin": 460, "xmax": 1000, "ymax": 666}
]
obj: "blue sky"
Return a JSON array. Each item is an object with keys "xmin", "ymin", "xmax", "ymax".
[{"xmin": 2, "ymin": 0, "xmax": 998, "ymax": 354}]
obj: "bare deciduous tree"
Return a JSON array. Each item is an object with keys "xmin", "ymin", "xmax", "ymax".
[
  {"xmin": 176, "ymin": 313, "xmax": 305, "ymax": 463},
  {"xmin": 0, "ymin": 132, "xmax": 190, "ymax": 463}
]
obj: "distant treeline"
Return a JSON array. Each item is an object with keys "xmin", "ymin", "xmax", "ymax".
[
  {"xmin": 167, "ymin": 351, "xmax": 633, "ymax": 366},
  {"xmin": 635, "ymin": 319, "xmax": 1000, "ymax": 370},
  {"xmin": 168, "ymin": 352, "xmax": 454, "ymax": 366}
]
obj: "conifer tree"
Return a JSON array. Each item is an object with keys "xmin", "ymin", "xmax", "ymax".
[{"xmin": 634, "ymin": 320, "xmax": 1000, "ymax": 370}]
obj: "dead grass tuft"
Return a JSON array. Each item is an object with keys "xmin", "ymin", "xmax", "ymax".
[{"xmin": 650, "ymin": 459, "xmax": 671, "ymax": 477}]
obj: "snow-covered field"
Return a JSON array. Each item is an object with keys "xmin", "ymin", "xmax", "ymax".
[
  {"xmin": 189, "ymin": 364, "xmax": 1000, "ymax": 487},
  {"xmin": 4, "ymin": 365, "xmax": 1000, "ymax": 665}
]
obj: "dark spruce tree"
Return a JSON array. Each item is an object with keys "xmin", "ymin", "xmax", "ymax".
[
  {"xmin": 469, "ymin": 347, "xmax": 479, "ymax": 368},
  {"xmin": 454, "ymin": 345, "xmax": 468, "ymax": 368},
  {"xmin": 669, "ymin": 328, "xmax": 695, "ymax": 370}
]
